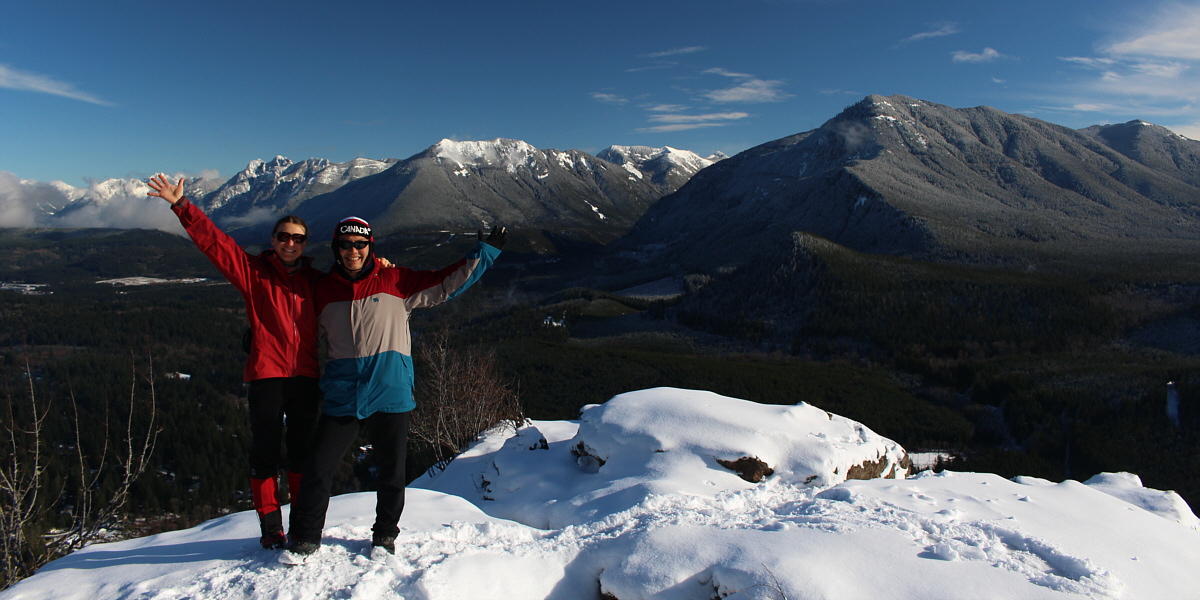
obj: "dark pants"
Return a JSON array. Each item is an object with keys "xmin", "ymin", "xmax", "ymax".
[
  {"xmin": 247, "ymin": 376, "xmax": 322, "ymax": 478},
  {"xmin": 288, "ymin": 411, "xmax": 411, "ymax": 544}
]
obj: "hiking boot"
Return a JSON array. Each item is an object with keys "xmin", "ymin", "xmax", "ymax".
[
  {"xmin": 260, "ymin": 530, "xmax": 288, "ymax": 550},
  {"xmin": 288, "ymin": 540, "xmax": 320, "ymax": 556},
  {"xmin": 258, "ymin": 509, "xmax": 287, "ymax": 549},
  {"xmin": 371, "ymin": 534, "xmax": 395, "ymax": 555}
]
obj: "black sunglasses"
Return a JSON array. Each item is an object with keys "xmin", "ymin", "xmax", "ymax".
[
  {"xmin": 336, "ymin": 240, "xmax": 370, "ymax": 250},
  {"xmin": 274, "ymin": 232, "xmax": 308, "ymax": 244}
]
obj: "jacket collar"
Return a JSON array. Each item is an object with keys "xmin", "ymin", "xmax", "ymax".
[
  {"xmin": 330, "ymin": 256, "xmax": 376, "ymax": 282},
  {"xmin": 261, "ymin": 249, "xmax": 312, "ymax": 277}
]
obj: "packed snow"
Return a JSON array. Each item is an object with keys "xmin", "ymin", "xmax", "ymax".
[{"xmin": 3, "ymin": 387, "xmax": 1198, "ymax": 600}]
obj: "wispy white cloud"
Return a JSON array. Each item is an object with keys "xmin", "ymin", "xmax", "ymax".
[
  {"xmin": 1049, "ymin": 3, "xmax": 1200, "ymax": 134},
  {"xmin": 1060, "ymin": 56, "xmax": 1117, "ymax": 69},
  {"xmin": 700, "ymin": 68, "xmax": 789, "ymax": 103},
  {"xmin": 952, "ymin": 47, "xmax": 1004, "ymax": 63},
  {"xmin": 1102, "ymin": 4, "xmax": 1200, "ymax": 60},
  {"xmin": 618, "ymin": 54, "xmax": 783, "ymax": 132},
  {"xmin": 648, "ymin": 112, "xmax": 750, "ymax": 124},
  {"xmin": 1130, "ymin": 61, "xmax": 1188, "ymax": 78},
  {"xmin": 641, "ymin": 46, "xmax": 706, "ymax": 59},
  {"xmin": 1171, "ymin": 121, "xmax": 1200, "ymax": 140},
  {"xmin": 703, "ymin": 67, "xmax": 754, "ymax": 79},
  {"xmin": 646, "ymin": 104, "xmax": 690, "ymax": 112},
  {"xmin": 1068, "ymin": 102, "xmax": 1124, "ymax": 112},
  {"xmin": 0, "ymin": 63, "xmax": 113, "ymax": 106},
  {"xmin": 637, "ymin": 110, "xmax": 749, "ymax": 133},
  {"xmin": 591, "ymin": 92, "xmax": 628, "ymax": 105},
  {"xmin": 898, "ymin": 21, "xmax": 961, "ymax": 45}
]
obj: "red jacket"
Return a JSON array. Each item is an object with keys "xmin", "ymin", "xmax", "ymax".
[{"xmin": 171, "ymin": 199, "xmax": 320, "ymax": 381}]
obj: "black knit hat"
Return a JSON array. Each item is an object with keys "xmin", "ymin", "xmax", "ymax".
[{"xmin": 333, "ymin": 216, "xmax": 372, "ymax": 241}]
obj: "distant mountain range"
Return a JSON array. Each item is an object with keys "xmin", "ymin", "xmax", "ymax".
[
  {"xmin": 42, "ymin": 141, "xmax": 723, "ymax": 244},
  {"xmin": 615, "ymin": 94, "xmax": 1200, "ymax": 273},
  {"xmin": 14, "ymin": 94, "xmax": 1200, "ymax": 272}
]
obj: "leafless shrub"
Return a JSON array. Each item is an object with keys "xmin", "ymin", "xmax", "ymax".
[
  {"xmin": 411, "ymin": 328, "xmax": 524, "ymax": 474},
  {"xmin": 1, "ymin": 349, "xmax": 158, "ymax": 590}
]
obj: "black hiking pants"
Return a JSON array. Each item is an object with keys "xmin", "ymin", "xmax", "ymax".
[
  {"xmin": 247, "ymin": 376, "xmax": 322, "ymax": 478},
  {"xmin": 288, "ymin": 410, "xmax": 411, "ymax": 544}
]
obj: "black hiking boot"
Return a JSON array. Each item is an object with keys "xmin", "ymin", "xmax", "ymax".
[
  {"xmin": 258, "ymin": 509, "xmax": 287, "ymax": 549},
  {"xmin": 260, "ymin": 530, "xmax": 288, "ymax": 550},
  {"xmin": 288, "ymin": 540, "xmax": 320, "ymax": 556},
  {"xmin": 371, "ymin": 534, "xmax": 396, "ymax": 555}
]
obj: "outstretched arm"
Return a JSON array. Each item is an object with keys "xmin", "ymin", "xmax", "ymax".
[
  {"xmin": 147, "ymin": 174, "xmax": 184, "ymax": 205},
  {"xmin": 150, "ymin": 172, "xmax": 257, "ymax": 294},
  {"xmin": 401, "ymin": 236, "xmax": 501, "ymax": 310}
]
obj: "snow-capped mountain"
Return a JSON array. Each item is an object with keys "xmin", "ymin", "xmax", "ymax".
[
  {"xmin": 273, "ymin": 139, "xmax": 719, "ymax": 244},
  {"xmin": 46, "ymin": 176, "xmax": 220, "ymax": 217},
  {"xmin": 202, "ymin": 156, "xmax": 397, "ymax": 218},
  {"xmin": 5, "ymin": 140, "xmax": 715, "ymax": 243},
  {"xmin": 596, "ymin": 145, "xmax": 720, "ymax": 194}
]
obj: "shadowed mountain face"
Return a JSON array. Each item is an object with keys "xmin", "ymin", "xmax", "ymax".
[
  {"xmin": 615, "ymin": 94, "xmax": 1200, "ymax": 273},
  {"xmin": 1079, "ymin": 120, "xmax": 1200, "ymax": 189}
]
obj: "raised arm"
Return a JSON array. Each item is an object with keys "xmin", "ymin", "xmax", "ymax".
[
  {"xmin": 149, "ymin": 172, "xmax": 258, "ymax": 295},
  {"xmin": 400, "ymin": 235, "xmax": 503, "ymax": 310}
]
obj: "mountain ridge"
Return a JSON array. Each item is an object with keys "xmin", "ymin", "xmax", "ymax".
[
  {"xmin": 613, "ymin": 94, "xmax": 1200, "ymax": 274},
  {"xmin": 34, "ymin": 140, "xmax": 718, "ymax": 244}
]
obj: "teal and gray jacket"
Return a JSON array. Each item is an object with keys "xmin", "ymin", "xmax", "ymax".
[{"xmin": 314, "ymin": 242, "xmax": 500, "ymax": 419}]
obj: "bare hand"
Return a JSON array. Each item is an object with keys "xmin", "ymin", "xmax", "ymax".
[
  {"xmin": 377, "ymin": 257, "xmax": 395, "ymax": 269},
  {"xmin": 147, "ymin": 174, "xmax": 184, "ymax": 205}
]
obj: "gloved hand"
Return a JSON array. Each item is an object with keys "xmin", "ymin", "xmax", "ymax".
[{"xmin": 478, "ymin": 225, "xmax": 508, "ymax": 250}]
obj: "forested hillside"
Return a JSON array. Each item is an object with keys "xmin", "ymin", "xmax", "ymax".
[{"xmin": 3, "ymin": 228, "xmax": 1200, "ymax": 587}]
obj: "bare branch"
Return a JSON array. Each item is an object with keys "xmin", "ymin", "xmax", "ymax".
[
  {"xmin": 411, "ymin": 328, "xmax": 524, "ymax": 474},
  {"xmin": 2, "ymin": 346, "xmax": 160, "ymax": 589}
]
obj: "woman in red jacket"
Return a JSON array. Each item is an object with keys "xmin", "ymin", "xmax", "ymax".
[{"xmin": 148, "ymin": 174, "xmax": 321, "ymax": 549}]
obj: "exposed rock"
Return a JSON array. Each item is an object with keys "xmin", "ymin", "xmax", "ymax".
[
  {"xmin": 716, "ymin": 456, "xmax": 774, "ymax": 483},
  {"xmin": 846, "ymin": 451, "xmax": 913, "ymax": 481}
]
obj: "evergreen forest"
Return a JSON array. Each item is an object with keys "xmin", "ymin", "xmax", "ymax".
[{"xmin": 2, "ymin": 227, "xmax": 1199, "ymax": 586}]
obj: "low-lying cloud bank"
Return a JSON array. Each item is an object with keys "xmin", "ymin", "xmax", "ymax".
[{"xmin": 0, "ymin": 171, "xmax": 185, "ymax": 234}]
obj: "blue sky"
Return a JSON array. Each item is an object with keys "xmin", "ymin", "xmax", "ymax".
[{"xmin": 3, "ymin": 0, "xmax": 1200, "ymax": 186}]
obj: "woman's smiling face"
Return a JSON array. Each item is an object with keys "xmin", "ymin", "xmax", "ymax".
[{"xmin": 271, "ymin": 223, "xmax": 307, "ymax": 266}]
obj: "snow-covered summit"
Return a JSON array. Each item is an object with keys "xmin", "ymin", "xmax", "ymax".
[
  {"xmin": 596, "ymin": 145, "xmax": 719, "ymax": 193},
  {"xmin": 433, "ymin": 138, "xmax": 542, "ymax": 167},
  {"xmin": 204, "ymin": 156, "xmax": 395, "ymax": 214},
  {"xmin": 599, "ymin": 144, "xmax": 716, "ymax": 176},
  {"xmin": 4, "ymin": 387, "xmax": 1198, "ymax": 600}
]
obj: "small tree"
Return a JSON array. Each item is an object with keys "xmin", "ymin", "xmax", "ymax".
[
  {"xmin": 411, "ymin": 328, "xmax": 524, "ymax": 474},
  {"xmin": 1, "ymin": 354, "xmax": 50, "ymax": 587},
  {"xmin": 1, "ymin": 349, "xmax": 158, "ymax": 590}
]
